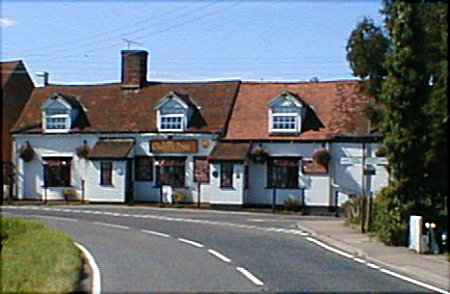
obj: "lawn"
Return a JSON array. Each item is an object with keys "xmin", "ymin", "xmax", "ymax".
[{"xmin": 1, "ymin": 217, "xmax": 82, "ymax": 293}]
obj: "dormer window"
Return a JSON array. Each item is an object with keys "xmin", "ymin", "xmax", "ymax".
[
  {"xmin": 155, "ymin": 91, "xmax": 198, "ymax": 132},
  {"xmin": 42, "ymin": 93, "xmax": 77, "ymax": 133},
  {"xmin": 272, "ymin": 113, "xmax": 299, "ymax": 132},
  {"xmin": 268, "ymin": 91, "xmax": 304, "ymax": 134},
  {"xmin": 45, "ymin": 109, "xmax": 70, "ymax": 130},
  {"xmin": 160, "ymin": 114, "xmax": 184, "ymax": 131}
]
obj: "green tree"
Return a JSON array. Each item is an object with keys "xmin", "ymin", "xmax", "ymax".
[{"xmin": 346, "ymin": 1, "xmax": 448, "ymax": 244}]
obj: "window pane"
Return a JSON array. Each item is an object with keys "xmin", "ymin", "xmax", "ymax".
[
  {"xmin": 100, "ymin": 162, "xmax": 113, "ymax": 186},
  {"xmin": 272, "ymin": 116, "xmax": 296, "ymax": 130},
  {"xmin": 220, "ymin": 163, "xmax": 233, "ymax": 188},
  {"xmin": 268, "ymin": 158, "xmax": 298, "ymax": 188},
  {"xmin": 161, "ymin": 116, "xmax": 183, "ymax": 130},
  {"xmin": 135, "ymin": 157, "xmax": 153, "ymax": 181},
  {"xmin": 47, "ymin": 116, "xmax": 68, "ymax": 129},
  {"xmin": 43, "ymin": 158, "xmax": 71, "ymax": 187},
  {"xmin": 159, "ymin": 158, "xmax": 185, "ymax": 188}
]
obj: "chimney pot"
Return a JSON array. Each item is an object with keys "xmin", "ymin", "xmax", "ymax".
[{"xmin": 121, "ymin": 50, "xmax": 148, "ymax": 89}]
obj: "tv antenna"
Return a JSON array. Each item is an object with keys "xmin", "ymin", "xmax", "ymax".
[{"xmin": 122, "ymin": 38, "xmax": 143, "ymax": 50}]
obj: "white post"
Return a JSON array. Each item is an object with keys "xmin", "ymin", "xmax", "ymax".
[{"xmin": 409, "ymin": 215, "xmax": 424, "ymax": 253}]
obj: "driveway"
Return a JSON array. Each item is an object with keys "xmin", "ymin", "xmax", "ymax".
[{"xmin": 2, "ymin": 205, "xmax": 428, "ymax": 293}]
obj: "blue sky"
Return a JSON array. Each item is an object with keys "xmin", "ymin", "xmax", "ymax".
[{"xmin": 1, "ymin": 1, "xmax": 383, "ymax": 85}]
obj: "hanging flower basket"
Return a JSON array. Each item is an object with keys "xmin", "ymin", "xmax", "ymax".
[
  {"xmin": 76, "ymin": 144, "xmax": 90, "ymax": 159},
  {"xmin": 19, "ymin": 142, "xmax": 35, "ymax": 162},
  {"xmin": 375, "ymin": 146, "xmax": 387, "ymax": 157},
  {"xmin": 250, "ymin": 147, "xmax": 270, "ymax": 164},
  {"xmin": 312, "ymin": 149, "xmax": 331, "ymax": 168}
]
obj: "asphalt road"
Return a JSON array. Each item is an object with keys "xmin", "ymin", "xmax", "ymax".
[{"xmin": 2, "ymin": 205, "xmax": 428, "ymax": 293}]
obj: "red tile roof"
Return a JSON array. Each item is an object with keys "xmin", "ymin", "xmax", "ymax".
[
  {"xmin": 12, "ymin": 81, "xmax": 240, "ymax": 134},
  {"xmin": 209, "ymin": 142, "xmax": 251, "ymax": 161},
  {"xmin": 225, "ymin": 81, "xmax": 371, "ymax": 141},
  {"xmin": 89, "ymin": 139, "xmax": 135, "ymax": 159}
]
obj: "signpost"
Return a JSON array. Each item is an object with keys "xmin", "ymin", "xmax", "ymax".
[{"xmin": 340, "ymin": 154, "xmax": 388, "ymax": 233}]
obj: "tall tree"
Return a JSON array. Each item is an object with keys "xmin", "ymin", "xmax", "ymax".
[{"xmin": 346, "ymin": 1, "xmax": 448, "ymax": 244}]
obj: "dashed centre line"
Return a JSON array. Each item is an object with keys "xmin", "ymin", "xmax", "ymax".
[
  {"xmin": 93, "ymin": 221, "xmax": 130, "ymax": 230},
  {"xmin": 208, "ymin": 249, "xmax": 231, "ymax": 263},
  {"xmin": 141, "ymin": 229, "xmax": 171, "ymax": 238},
  {"xmin": 178, "ymin": 238, "xmax": 204, "ymax": 248}
]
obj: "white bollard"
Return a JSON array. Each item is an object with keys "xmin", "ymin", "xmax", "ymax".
[{"xmin": 409, "ymin": 215, "xmax": 424, "ymax": 253}]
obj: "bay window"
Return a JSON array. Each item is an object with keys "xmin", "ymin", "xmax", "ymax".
[{"xmin": 267, "ymin": 158, "xmax": 299, "ymax": 189}]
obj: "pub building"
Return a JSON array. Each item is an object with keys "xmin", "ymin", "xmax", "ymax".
[{"xmin": 11, "ymin": 50, "xmax": 388, "ymax": 209}]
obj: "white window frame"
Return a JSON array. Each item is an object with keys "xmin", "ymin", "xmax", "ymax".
[
  {"xmin": 43, "ymin": 111, "xmax": 71, "ymax": 133},
  {"xmin": 269, "ymin": 112, "xmax": 300, "ymax": 133},
  {"xmin": 158, "ymin": 113, "xmax": 185, "ymax": 132}
]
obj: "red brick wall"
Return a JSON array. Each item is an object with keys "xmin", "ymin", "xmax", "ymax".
[{"xmin": 2, "ymin": 62, "xmax": 34, "ymax": 164}]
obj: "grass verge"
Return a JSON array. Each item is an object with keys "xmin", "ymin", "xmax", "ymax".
[{"xmin": 1, "ymin": 217, "xmax": 82, "ymax": 293}]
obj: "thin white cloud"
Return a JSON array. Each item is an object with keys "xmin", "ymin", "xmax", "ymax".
[{"xmin": 0, "ymin": 18, "xmax": 17, "ymax": 28}]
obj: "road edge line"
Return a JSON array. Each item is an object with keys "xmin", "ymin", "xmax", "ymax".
[
  {"xmin": 74, "ymin": 242, "xmax": 101, "ymax": 294},
  {"xmin": 236, "ymin": 267, "xmax": 264, "ymax": 286}
]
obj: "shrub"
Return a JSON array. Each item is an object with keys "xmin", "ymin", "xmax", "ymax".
[
  {"xmin": 373, "ymin": 186, "xmax": 408, "ymax": 246},
  {"xmin": 63, "ymin": 188, "xmax": 79, "ymax": 202},
  {"xmin": 375, "ymin": 146, "xmax": 387, "ymax": 157},
  {"xmin": 342, "ymin": 196, "xmax": 365, "ymax": 226},
  {"xmin": 284, "ymin": 197, "xmax": 302, "ymax": 212},
  {"xmin": 173, "ymin": 191, "xmax": 187, "ymax": 204}
]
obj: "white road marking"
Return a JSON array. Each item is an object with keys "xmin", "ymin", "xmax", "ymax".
[
  {"xmin": 178, "ymin": 238, "xmax": 204, "ymax": 248},
  {"xmin": 93, "ymin": 222, "xmax": 130, "ymax": 230},
  {"xmin": 208, "ymin": 249, "xmax": 231, "ymax": 263},
  {"xmin": 306, "ymin": 237, "xmax": 354, "ymax": 259},
  {"xmin": 141, "ymin": 229, "xmax": 171, "ymax": 238},
  {"xmin": 366, "ymin": 263, "xmax": 380, "ymax": 269},
  {"xmin": 379, "ymin": 268, "xmax": 450, "ymax": 294},
  {"xmin": 353, "ymin": 257, "xmax": 365, "ymax": 263},
  {"xmin": 28, "ymin": 214, "xmax": 78, "ymax": 222},
  {"xmin": 236, "ymin": 267, "xmax": 264, "ymax": 286},
  {"xmin": 74, "ymin": 242, "xmax": 101, "ymax": 294}
]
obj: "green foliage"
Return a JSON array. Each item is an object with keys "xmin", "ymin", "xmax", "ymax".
[
  {"xmin": 373, "ymin": 186, "xmax": 408, "ymax": 246},
  {"xmin": 347, "ymin": 2, "xmax": 448, "ymax": 244},
  {"xmin": 342, "ymin": 197, "xmax": 364, "ymax": 225},
  {"xmin": 346, "ymin": 17, "xmax": 389, "ymax": 98},
  {"xmin": 173, "ymin": 191, "xmax": 188, "ymax": 204},
  {"xmin": 283, "ymin": 197, "xmax": 302, "ymax": 212},
  {"xmin": 64, "ymin": 188, "xmax": 79, "ymax": 201},
  {"xmin": 1, "ymin": 217, "xmax": 82, "ymax": 293}
]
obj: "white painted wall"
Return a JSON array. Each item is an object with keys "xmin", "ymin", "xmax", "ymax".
[
  {"xmin": 85, "ymin": 160, "xmax": 126, "ymax": 202},
  {"xmin": 205, "ymin": 163, "xmax": 245, "ymax": 205},
  {"xmin": 330, "ymin": 142, "xmax": 389, "ymax": 206},
  {"xmin": 246, "ymin": 142, "xmax": 331, "ymax": 206},
  {"xmin": 13, "ymin": 133, "xmax": 389, "ymax": 206}
]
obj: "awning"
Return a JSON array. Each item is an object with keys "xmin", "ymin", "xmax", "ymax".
[
  {"xmin": 89, "ymin": 139, "xmax": 134, "ymax": 160},
  {"xmin": 209, "ymin": 142, "xmax": 251, "ymax": 161}
]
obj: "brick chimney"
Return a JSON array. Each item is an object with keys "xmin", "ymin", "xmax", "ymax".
[{"xmin": 121, "ymin": 50, "xmax": 148, "ymax": 89}]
